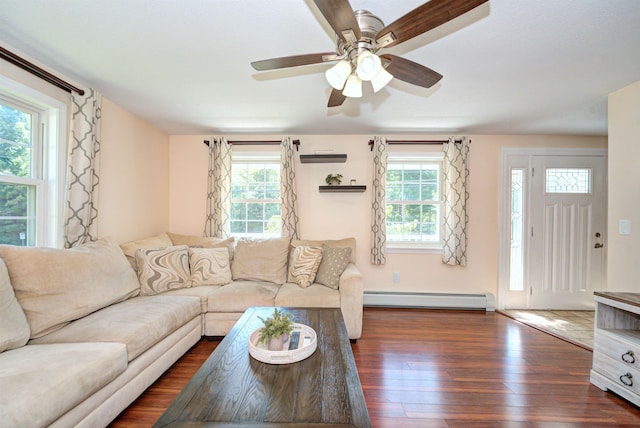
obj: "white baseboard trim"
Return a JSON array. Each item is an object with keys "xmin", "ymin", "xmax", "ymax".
[{"xmin": 363, "ymin": 291, "xmax": 496, "ymax": 311}]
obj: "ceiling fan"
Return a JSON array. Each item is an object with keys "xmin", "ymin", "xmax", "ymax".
[{"xmin": 251, "ymin": 0, "xmax": 488, "ymax": 107}]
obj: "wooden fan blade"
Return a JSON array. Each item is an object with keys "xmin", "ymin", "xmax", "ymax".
[
  {"xmin": 381, "ymin": 54, "xmax": 443, "ymax": 88},
  {"xmin": 251, "ymin": 52, "xmax": 338, "ymax": 71},
  {"xmin": 313, "ymin": 0, "xmax": 361, "ymax": 43},
  {"xmin": 328, "ymin": 88, "xmax": 347, "ymax": 107},
  {"xmin": 375, "ymin": 0, "xmax": 488, "ymax": 48}
]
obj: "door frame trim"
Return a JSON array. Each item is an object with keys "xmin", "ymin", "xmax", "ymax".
[{"xmin": 498, "ymin": 147, "xmax": 607, "ymax": 310}]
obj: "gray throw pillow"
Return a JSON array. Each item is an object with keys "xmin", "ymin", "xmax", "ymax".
[{"xmin": 314, "ymin": 245, "xmax": 352, "ymax": 289}]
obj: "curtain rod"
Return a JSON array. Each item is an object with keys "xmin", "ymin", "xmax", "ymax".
[
  {"xmin": 203, "ymin": 139, "xmax": 300, "ymax": 151},
  {"xmin": 368, "ymin": 139, "xmax": 469, "ymax": 151},
  {"xmin": 0, "ymin": 46, "xmax": 85, "ymax": 96}
]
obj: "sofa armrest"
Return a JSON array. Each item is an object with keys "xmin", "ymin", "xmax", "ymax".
[{"xmin": 339, "ymin": 263, "xmax": 363, "ymax": 340}]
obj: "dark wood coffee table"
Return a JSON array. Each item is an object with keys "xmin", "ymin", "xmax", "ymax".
[{"xmin": 154, "ymin": 307, "xmax": 371, "ymax": 427}]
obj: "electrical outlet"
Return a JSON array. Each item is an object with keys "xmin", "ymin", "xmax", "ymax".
[{"xmin": 392, "ymin": 272, "xmax": 400, "ymax": 283}]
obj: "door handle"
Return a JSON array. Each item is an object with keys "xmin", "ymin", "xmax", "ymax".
[{"xmin": 594, "ymin": 243, "xmax": 604, "ymax": 249}]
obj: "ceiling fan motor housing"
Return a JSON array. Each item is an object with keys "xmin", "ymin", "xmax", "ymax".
[{"xmin": 336, "ymin": 10, "xmax": 385, "ymax": 59}]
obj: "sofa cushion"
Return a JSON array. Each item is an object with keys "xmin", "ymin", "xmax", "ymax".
[
  {"xmin": 0, "ymin": 342, "xmax": 127, "ymax": 428},
  {"xmin": 168, "ymin": 232, "xmax": 235, "ymax": 260},
  {"xmin": 207, "ymin": 280, "xmax": 279, "ymax": 312},
  {"xmin": 136, "ymin": 245, "xmax": 191, "ymax": 295},
  {"xmin": 189, "ymin": 247, "xmax": 232, "ymax": 286},
  {"xmin": 287, "ymin": 245, "xmax": 323, "ymax": 288},
  {"xmin": 232, "ymin": 237, "xmax": 291, "ymax": 284},
  {"xmin": 314, "ymin": 245, "xmax": 352, "ymax": 290},
  {"xmin": 274, "ymin": 282, "xmax": 341, "ymax": 308},
  {"xmin": 0, "ymin": 258, "xmax": 30, "ymax": 352},
  {"xmin": 291, "ymin": 237, "xmax": 356, "ymax": 263},
  {"xmin": 120, "ymin": 233, "xmax": 173, "ymax": 271},
  {"xmin": 0, "ymin": 238, "xmax": 140, "ymax": 339},
  {"xmin": 30, "ymin": 295, "xmax": 200, "ymax": 361},
  {"xmin": 161, "ymin": 285, "xmax": 222, "ymax": 313}
]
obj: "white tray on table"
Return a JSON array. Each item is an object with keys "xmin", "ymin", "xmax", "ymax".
[{"xmin": 248, "ymin": 323, "xmax": 317, "ymax": 364}]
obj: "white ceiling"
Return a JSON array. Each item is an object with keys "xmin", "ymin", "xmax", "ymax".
[{"xmin": 1, "ymin": 0, "xmax": 640, "ymax": 136}]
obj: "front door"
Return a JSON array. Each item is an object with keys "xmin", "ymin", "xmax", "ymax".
[{"xmin": 527, "ymin": 155, "xmax": 606, "ymax": 309}]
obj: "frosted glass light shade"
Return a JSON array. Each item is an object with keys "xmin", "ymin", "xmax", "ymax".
[
  {"xmin": 356, "ymin": 51, "xmax": 382, "ymax": 81},
  {"xmin": 342, "ymin": 74, "xmax": 362, "ymax": 98},
  {"xmin": 325, "ymin": 60, "xmax": 351, "ymax": 90},
  {"xmin": 371, "ymin": 67, "xmax": 394, "ymax": 92}
]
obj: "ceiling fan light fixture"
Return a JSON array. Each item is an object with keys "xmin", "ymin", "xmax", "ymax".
[
  {"xmin": 325, "ymin": 60, "xmax": 351, "ymax": 90},
  {"xmin": 342, "ymin": 74, "xmax": 363, "ymax": 98},
  {"xmin": 370, "ymin": 67, "xmax": 394, "ymax": 92},
  {"xmin": 355, "ymin": 51, "xmax": 381, "ymax": 81}
]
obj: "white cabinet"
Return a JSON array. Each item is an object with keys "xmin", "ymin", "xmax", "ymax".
[{"xmin": 590, "ymin": 292, "xmax": 640, "ymax": 406}]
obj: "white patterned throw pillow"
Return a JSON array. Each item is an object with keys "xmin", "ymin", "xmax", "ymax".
[
  {"xmin": 189, "ymin": 247, "xmax": 232, "ymax": 286},
  {"xmin": 287, "ymin": 246, "xmax": 323, "ymax": 288},
  {"xmin": 136, "ymin": 245, "xmax": 191, "ymax": 295}
]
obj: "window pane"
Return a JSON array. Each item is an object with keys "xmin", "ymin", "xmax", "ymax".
[
  {"xmin": 264, "ymin": 183, "xmax": 280, "ymax": 200},
  {"xmin": 387, "ymin": 183, "xmax": 402, "ymax": 201},
  {"xmin": 231, "ymin": 202, "xmax": 246, "ymax": 220},
  {"xmin": 421, "ymin": 183, "xmax": 438, "ymax": 200},
  {"xmin": 403, "ymin": 169, "xmax": 420, "ymax": 182},
  {"xmin": 247, "ymin": 221, "xmax": 263, "ymax": 233},
  {"xmin": 0, "ymin": 183, "xmax": 36, "ymax": 245},
  {"xmin": 387, "ymin": 169, "xmax": 402, "ymax": 182},
  {"xmin": 510, "ymin": 169, "xmax": 525, "ymax": 291},
  {"xmin": 545, "ymin": 168, "xmax": 591, "ymax": 193},
  {"xmin": 403, "ymin": 184, "xmax": 420, "ymax": 200},
  {"xmin": 247, "ymin": 202, "xmax": 264, "ymax": 220},
  {"xmin": 0, "ymin": 103, "xmax": 32, "ymax": 178},
  {"xmin": 230, "ymin": 221, "xmax": 246, "ymax": 234},
  {"xmin": 231, "ymin": 184, "xmax": 247, "ymax": 199}
]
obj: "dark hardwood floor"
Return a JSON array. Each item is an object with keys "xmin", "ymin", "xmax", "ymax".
[{"xmin": 110, "ymin": 308, "xmax": 640, "ymax": 427}]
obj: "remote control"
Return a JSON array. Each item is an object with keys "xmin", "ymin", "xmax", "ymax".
[{"xmin": 288, "ymin": 331, "xmax": 300, "ymax": 350}]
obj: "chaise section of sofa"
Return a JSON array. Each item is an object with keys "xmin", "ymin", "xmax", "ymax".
[{"xmin": 0, "ymin": 238, "xmax": 201, "ymax": 428}]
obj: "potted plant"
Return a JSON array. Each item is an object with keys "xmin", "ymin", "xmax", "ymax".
[
  {"xmin": 325, "ymin": 173, "xmax": 343, "ymax": 186},
  {"xmin": 258, "ymin": 308, "xmax": 295, "ymax": 351}
]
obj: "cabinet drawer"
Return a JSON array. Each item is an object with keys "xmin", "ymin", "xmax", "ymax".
[
  {"xmin": 593, "ymin": 353, "xmax": 640, "ymax": 396},
  {"xmin": 594, "ymin": 330, "xmax": 640, "ymax": 369}
]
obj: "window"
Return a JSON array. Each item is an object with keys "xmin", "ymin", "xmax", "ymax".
[
  {"xmin": 230, "ymin": 154, "xmax": 281, "ymax": 238},
  {"xmin": 0, "ymin": 98, "xmax": 41, "ymax": 246},
  {"xmin": 545, "ymin": 168, "xmax": 591, "ymax": 194},
  {"xmin": 509, "ymin": 168, "xmax": 525, "ymax": 291},
  {"xmin": 0, "ymin": 76, "xmax": 67, "ymax": 247},
  {"xmin": 386, "ymin": 154, "xmax": 443, "ymax": 250}
]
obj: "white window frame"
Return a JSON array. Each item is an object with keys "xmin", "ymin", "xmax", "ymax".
[
  {"xmin": 386, "ymin": 152, "xmax": 444, "ymax": 254},
  {"xmin": 230, "ymin": 151, "xmax": 281, "ymax": 238},
  {"xmin": 0, "ymin": 74, "xmax": 67, "ymax": 247}
]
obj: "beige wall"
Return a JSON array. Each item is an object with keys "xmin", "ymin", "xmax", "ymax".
[
  {"xmin": 169, "ymin": 134, "xmax": 605, "ymax": 298},
  {"xmin": 99, "ymin": 98, "xmax": 170, "ymax": 242},
  {"xmin": 607, "ymin": 79, "xmax": 640, "ymax": 292}
]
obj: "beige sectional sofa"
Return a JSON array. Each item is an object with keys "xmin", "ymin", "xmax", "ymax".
[{"xmin": 0, "ymin": 234, "xmax": 363, "ymax": 428}]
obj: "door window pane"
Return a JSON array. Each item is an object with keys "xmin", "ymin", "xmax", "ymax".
[
  {"xmin": 509, "ymin": 169, "xmax": 524, "ymax": 291},
  {"xmin": 546, "ymin": 168, "xmax": 591, "ymax": 194}
]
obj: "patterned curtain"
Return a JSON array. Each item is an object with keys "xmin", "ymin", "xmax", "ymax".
[
  {"xmin": 203, "ymin": 138, "xmax": 232, "ymax": 238},
  {"xmin": 442, "ymin": 136, "xmax": 470, "ymax": 266},
  {"xmin": 370, "ymin": 136, "xmax": 388, "ymax": 265},
  {"xmin": 280, "ymin": 137, "xmax": 299, "ymax": 239},
  {"xmin": 64, "ymin": 89, "xmax": 101, "ymax": 248}
]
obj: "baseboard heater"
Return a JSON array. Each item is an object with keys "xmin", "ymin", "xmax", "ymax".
[{"xmin": 363, "ymin": 291, "xmax": 495, "ymax": 311}]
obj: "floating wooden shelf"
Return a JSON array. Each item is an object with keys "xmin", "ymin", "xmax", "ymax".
[
  {"xmin": 300, "ymin": 154, "xmax": 347, "ymax": 163},
  {"xmin": 319, "ymin": 185, "xmax": 366, "ymax": 193}
]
